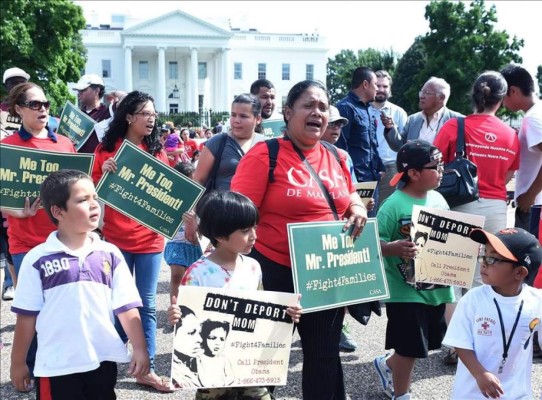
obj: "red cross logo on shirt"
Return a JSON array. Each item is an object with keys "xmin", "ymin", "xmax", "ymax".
[{"xmin": 481, "ymin": 321, "xmax": 490, "ymax": 330}]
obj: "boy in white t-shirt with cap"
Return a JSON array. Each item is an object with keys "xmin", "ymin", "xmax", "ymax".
[{"xmin": 443, "ymin": 227, "xmax": 542, "ymax": 399}]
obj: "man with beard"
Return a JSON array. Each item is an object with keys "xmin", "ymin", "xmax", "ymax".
[
  {"xmin": 336, "ymin": 66, "xmax": 384, "ymax": 216},
  {"xmin": 372, "ymin": 70, "xmax": 407, "ymax": 205},
  {"xmin": 250, "ymin": 79, "xmax": 277, "ymax": 120},
  {"xmin": 73, "ymin": 73, "xmax": 111, "ymax": 153}
]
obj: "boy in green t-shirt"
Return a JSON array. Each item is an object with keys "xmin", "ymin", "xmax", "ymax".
[{"xmin": 373, "ymin": 140, "xmax": 454, "ymax": 400}]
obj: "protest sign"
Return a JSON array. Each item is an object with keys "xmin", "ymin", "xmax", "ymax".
[
  {"xmin": 171, "ymin": 286, "xmax": 297, "ymax": 389},
  {"xmin": 411, "ymin": 206, "xmax": 485, "ymax": 288},
  {"xmin": 261, "ymin": 119, "xmax": 285, "ymax": 139},
  {"xmin": 354, "ymin": 181, "xmax": 378, "ymax": 206},
  {"xmin": 57, "ymin": 101, "xmax": 97, "ymax": 150},
  {"xmin": 95, "ymin": 141, "xmax": 204, "ymax": 239},
  {"xmin": 0, "ymin": 110, "xmax": 22, "ymax": 139},
  {"xmin": 288, "ymin": 219, "xmax": 389, "ymax": 313},
  {"xmin": 0, "ymin": 144, "xmax": 94, "ymax": 209}
]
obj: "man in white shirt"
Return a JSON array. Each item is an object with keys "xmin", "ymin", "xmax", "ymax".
[
  {"xmin": 371, "ymin": 70, "xmax": 407, "ymax": 205},
  {"xmin": 501, "ymin": 64, "xmax": 542, "ymax": 233}
]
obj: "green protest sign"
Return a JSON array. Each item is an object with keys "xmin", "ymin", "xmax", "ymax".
[
  {"xmin": 288, "ymin": 219, "xmax": 389, "ymax": 313},
  {"xmin": 261, "ymin": 119, "xmax": 285, "ymax": 139},
  {"xmin": 95, "ymin": 141, "xmax": 205, "ymax": 240},
  {"xmin": 57, "ymin": 101, "xmax": 97, "ymax": 150},
  {"xmin": 0, "ymin": 144, "xmax": 94, "ymax": 210}
]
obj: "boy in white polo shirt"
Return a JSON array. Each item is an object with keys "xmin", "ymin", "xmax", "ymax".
[{"xmin": 10, "ymin": 169, "xmax": 149, "ymax": 398}]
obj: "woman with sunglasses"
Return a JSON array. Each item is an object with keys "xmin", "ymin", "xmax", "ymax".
[
  {"xmin": 91, "ymin": 91, "xmax": 172, "ymax": 392},
  {"xmin": 0, "ymin": 82, "xmax": 76, "ymax": 378}
]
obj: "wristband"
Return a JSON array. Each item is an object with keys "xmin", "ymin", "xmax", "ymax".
[{"xmin": 349, "ymin": 203, "xmax": 365, "ymax": 210}]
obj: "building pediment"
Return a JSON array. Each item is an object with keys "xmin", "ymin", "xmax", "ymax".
[{"xmin": 122, "ymin": 9, "xmax": 233, "ymax": 38}]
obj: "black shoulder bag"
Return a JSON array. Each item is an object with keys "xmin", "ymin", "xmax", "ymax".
[
  {"xmin": 204, "ymin": 133, "xmax": 228, "ymax": 195},
  {"xmin": 288, "ymin": 138, "xmax": 381, "ymax": 325},
  {"xmin": 436, "ymin": 117, "xmax": 479, "ymax": 208}
]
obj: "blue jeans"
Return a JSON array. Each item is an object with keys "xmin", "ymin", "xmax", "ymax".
[
  {"xmin": 116, "ymin": 251, "xmax": 162, "ymax": 371},
  {"xmin": 9, "ymin": 253, "xmax": 38, "ymax": 375}
]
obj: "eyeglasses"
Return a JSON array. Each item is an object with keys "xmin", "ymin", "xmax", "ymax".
[
  {"xmin": 135, "ymin": 111, "xmax": 159, "ymax": 119},
  {"xmin": 421, "ymin": 162, "xmax": 444, "ymax": 170},
  {"xmin": 477, "ymin": 255, "xmax": 517, "ymax": 266},
  {"xmin": 18, "ymin": 100, "xmax": 50, "ymax": 110},
  {"xmin": 419, "ymin": 90, "xmax": 437, "ymax": 97},
  {"xmin": 328, "ymin": 121, "xmax": 344, "ymax": 129}
]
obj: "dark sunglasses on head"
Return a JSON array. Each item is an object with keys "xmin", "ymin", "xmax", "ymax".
[{"xmin": 18, "ymin": 100, "xmax": 51, "ymax": 110}]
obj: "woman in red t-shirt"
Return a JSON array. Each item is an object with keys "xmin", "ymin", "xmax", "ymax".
[
  {"xmin": 231, "ymin": 80, "xmax": 367, "ymax": 399},
  {"xmin": 435, "ymin": 71, "xmax": 521, "ymax": 365},
  {"xmin": 92, "ymin": 91, "xmax": 171, "ymax": 392},
  {"xmin": 1, "ymin": 82, "xmax": 76, "ymax": 292}
]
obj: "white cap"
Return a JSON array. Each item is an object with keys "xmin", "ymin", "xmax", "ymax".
[
  {"xmin": 73, "ymin": 74, "xmax": 105, "ymax": 90},
  {"xmin": 329, "ymin": 105, "xmax": 349, "ymax": 126},
  {"xmin": 3, "ymin": 67, "xmax": 30, "ymax": 83}
]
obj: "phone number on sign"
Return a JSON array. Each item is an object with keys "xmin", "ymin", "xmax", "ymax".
[{"xmin": 235, "ymin": 377, "xmax": 281, "ymax": 385}]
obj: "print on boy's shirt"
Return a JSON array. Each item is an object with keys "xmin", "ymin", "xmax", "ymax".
[
  {"xmin": 476, "ymin": 315, "xmax": 496, "ymax": 337},
  {"xmin": 284, "ymin": 166, "xmax": 349, "ymax": 199}
]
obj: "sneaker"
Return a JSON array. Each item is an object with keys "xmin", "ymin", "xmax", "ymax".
[
  {"xmin": 393, "ymin": 394, "xmax": 411, "ymax": 400},
  {"xmin": 2, "ymin": 286, "xmax": 14, "ymax": 301},
  {"xmin": 373, "ymin": 353, "xmax": 394, "ymax": 398},
  {"xmin": 339, "ymin": 325, "xmax": 358, "ymax": 352}
]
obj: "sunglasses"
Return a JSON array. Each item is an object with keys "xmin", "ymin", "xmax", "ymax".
[
  {"xmin": 18, "ymin": 100, "xmax": 51, "ymax": 111},
  {"xmin": 328, "ymin": 121, "xmax": 344, "ymax": 129}
]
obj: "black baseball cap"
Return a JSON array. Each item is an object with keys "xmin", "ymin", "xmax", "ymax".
[
  {"xmin": 389, "ymin": 140, "xmax": 442, "ymax": 187},
  {"xmin": 470, "ymin": 227, "xmax": 542, "ymax": 283}
]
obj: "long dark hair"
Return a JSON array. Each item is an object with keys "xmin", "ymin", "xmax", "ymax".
[
  {"xmin": 471, "ymin": 71, "xmax": 507, "ymax": 113},
  {"xmin": 101, "ymin": 91, "xmax": 162, "ymax": 155}
]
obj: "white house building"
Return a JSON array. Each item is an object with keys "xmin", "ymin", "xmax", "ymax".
[{"xmin": 79, "ymin": 9, "xmax": 329, "ymax": 113}]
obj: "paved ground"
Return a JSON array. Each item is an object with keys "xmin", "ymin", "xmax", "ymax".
[{"xmin": 1, "ymin": 198, "xmax": 541, "ymax": 399}]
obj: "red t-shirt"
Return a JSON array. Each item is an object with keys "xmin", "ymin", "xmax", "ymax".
[
  {"xmin": 434, "ymin": 115, "xmax": 519, "ymax": 200},
  {"xmin": 1, "ymin": 130, "xmax": 76, "ymax": 254},
  {"xmin": 183, "ymin": 139, "xmax": 200, "ymax": 158},
  {"xmin": 231, "ymin": 139, "xmax": 355, "ymax": 267},
  {"xmin": 92, "ymin": 139, "xmax": 168, "ymax": 253}
]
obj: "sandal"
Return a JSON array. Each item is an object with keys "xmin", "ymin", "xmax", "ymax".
[
  {"xmin": 136, "ymin": 372, "xmax": 175, "ymax": 393},
  {"xmin": 443, "ymin": 348, "xmax": 458, "ymax": 366}
]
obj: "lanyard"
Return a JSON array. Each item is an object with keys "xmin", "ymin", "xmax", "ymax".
[{"xmin": 493, "ymin": 298, "xmax": 523, "ymax": 374}]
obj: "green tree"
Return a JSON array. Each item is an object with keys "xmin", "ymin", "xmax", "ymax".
[
  {"xmin": 327, "ymin": 48, "xmax": 398, "ymax": 104},
  {"xmin": 391, "ymin": 37, "xmax": 427, "ymax": 115},
  {"xmin": 417, "ymin": 0, "xmax": 523, "ymax": 115},
  {"xmin": 1, "ymin": 0, "xmax": 87, "ymax": 115}
]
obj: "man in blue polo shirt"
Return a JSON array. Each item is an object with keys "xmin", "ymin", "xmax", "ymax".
[{"xmin": 336, "ymin": 67, "xmax": 384, "ymax": 216}]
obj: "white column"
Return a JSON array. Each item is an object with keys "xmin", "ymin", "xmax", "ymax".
[
  {"xmin": 214, "ymin": 52, "xmax": 221, "ymax": 111},
  {"xmin": 156, "ymin": 46, "xmax": 166, "ymax": 112},
  {"xmin": 184, "ymin": 56, "xmax": 191, "ymax": 111},
  {"xmin": 222, "ymin": 47, "xmax": 231, "ymax": 110},
  {"xmin": 190, "ymin": 47, "xmax": 199, "ymax": 113},
  {"xmin": 124, "ymin": 46, "xmax": 133, "ymax": 92}
]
